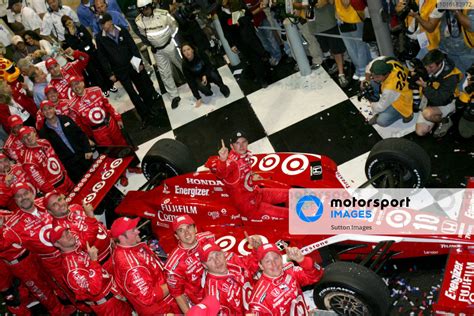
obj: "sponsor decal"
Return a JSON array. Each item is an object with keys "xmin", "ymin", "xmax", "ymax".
[
  {"xmin": 185, "ymin": 178, "xmax": 224, "ymax": 186},
  {"xmin": 310, "ymin": 161, "xmax": 322, "ymax": 180},
  {"xmin": 445, "ymin": 260, "xmax": 474, "ymax": 304},
  {"xmin": 161, "ymin": 204, "xmax": 198, "ymax": 214},
  {"xmin": 174, "ymin": 185, "xmax": 209, "ymax": 197}
]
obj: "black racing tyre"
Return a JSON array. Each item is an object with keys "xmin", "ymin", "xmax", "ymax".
[
  {"xmin": 365, "ymin": 138, "xmax": 430, "ymax": 188},
  {"xmin": 141, "ymin": 139, "xmax": 197, "ymax": 181},
  {"xmin": 313, "ymin": 262, "xmax": 390, "ymax": 316}
]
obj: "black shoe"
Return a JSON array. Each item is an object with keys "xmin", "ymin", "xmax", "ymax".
[
  {"xmin": 140, "ymin": 120, "xmax": 149, "ymax": 130},
  {"xmin": 260, "ymin": 80, "xmax": 268, "ymax": 89},
  {"xmin": 220, "ymin": 85, "xmax": 230, "ymax": 97},
  {"xmin": 171, "ymin": 97, "xmax": 181, "ymax": 109}
]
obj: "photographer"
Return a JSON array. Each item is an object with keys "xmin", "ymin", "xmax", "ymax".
[
  {"xmin": 415, "ymin": 49, "xmax": 463, "ymax": 137},
  {"xmin": 395, "ymin": 0, "xmax": 440, "ymax": 61},
  {"xmin": 421, "ymin": 8, "xmax": 474, "ymax": 74},
  {"xmin": 136, "ymin": 0, "xmax": 182, "ymax": 109},
  {"xmin": 367, "ymin": 59, "xmax": 414, "ymax": 126},
  {"xmin": 456, "ymin": 64, "xmax": 473, "ymax": 138}
]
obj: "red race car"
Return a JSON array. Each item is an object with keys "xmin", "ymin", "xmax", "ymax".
[{"xmin": 69, "ymin": 138, "xmax": 474, "ymax": 315}]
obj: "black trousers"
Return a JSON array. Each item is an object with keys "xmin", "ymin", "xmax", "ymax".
[{"xmin": 196, "ymin": 70, "xmax": 225, "ymax": 96}]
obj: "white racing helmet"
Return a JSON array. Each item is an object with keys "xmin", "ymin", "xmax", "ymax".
[{"xmin": 137, "ymin": 0, "xmax": 153, "ymax": 9}]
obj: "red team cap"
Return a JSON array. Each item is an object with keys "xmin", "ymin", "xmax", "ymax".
[
  {"xmin": 68, "ymin": 75, "xmax": 84, "ymax": 85},
  {"xmin": 110, "ymin": 217, "xmax": 140, "ymax": 238},
  {"xmin": 7, "ymin": 115, "xmax": 23, "ymax": 128},
  {"xmin": 44, "ymin": 85, "xmax": 58, "ymax": 95},
  {"xmin": 43, "ymin": 191, "xmax": 59, "ymax": 208},
  {"xmin": 198, "ymin": 242, "xmax": 222, "ymax": 262},
  {"xmin": 11, "ymin": 182, "xmax": 34, "ymax": 196},
  {"xmin": 40, "ymin": 100, "xmax": 55, "ymax": 110},
  {"xmin": 45, "ymin": 58, "xmax": 58, "ymax": 69},
  {"xmin": 256, "ymin": 243, "xmax": 281, "ymax": 262},
  {"xmin": 172, "ymin": 215, "xmax": 195, "ymax": 232},
  {"xmin": 187, "ymin": 295, "xmax": 220, "ymax": 316},
  {"xmin": 49, "ymin": 226, "xmax": 67, "ymax": 244},
  {"xmin": 17, "ymin": 126, "xmax": 35, "ymax": 139}
]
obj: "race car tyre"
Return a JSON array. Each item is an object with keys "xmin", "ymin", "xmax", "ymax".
[
  {"xmin": 365, "ymin": 138, "xmax": 430, "ymax": 188},
  {"xmin": 142, "ymin": 138, "xmax": 197, "ymax": 181},
  {"xmin": 313, "ymin": 261, "xmax": 390, "ymax": 316}
]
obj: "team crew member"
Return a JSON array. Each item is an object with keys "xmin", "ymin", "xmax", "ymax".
[
  {"xmin": 206, "ymin": 131, "xmax": 289, "ymax": 220},
  {"xmin": 4, "ymin": 115, "xmax": 26, "ymax": 162},
  {"xmin": 248, "ymin": 244, "xmax": 324, "ymax": 315},
  {"xmin": 0, "ymin": 260, "xmax": 31, "ymax": 316},
  {"xmin": 199, "ymin": 238, "xmax": 261, "ymax": 314},
  {"xmin": 368, "ymin": 59, "xmax": 414, "ymax": 126},
  {"xmin": 0, "ymin": 225, "xmax": 69, "ymax": 315},
  {"xmin": 0, "ymin": 182, "xmax": 77, "ymax": 311},
  {"xmin": 0, "ymin": 153, "xmax": 28, "ymax": 209},
  {"xmin": 45, "ymin": 191, "xmax": 112, "ymax": 266},
  {"xmin": 46, "ymin": 49, "xmax": 90, "ymax": 100},
  {"xmin": 51, "ymin": 226, "xmax": 133, "ymax": 315},
  {"xmin": 36, "ymin": 85, "xmax": 76, "ymax": 131},
  {"xmin": 135, "ymin": 0, "xmax": 182, "ymax": 109},
  {"xmin": 111, "ymin": 217, "xmax": 180, "ymax": 315},
  {"xmin": 69, "ymin": 75, "xmax": 127, "ymax": 146},
  {"xmin": 18, "ymin": 126, "xmax": 74, "ymax": 194},
  {"xmin": 165, "ymin": 215, "xmax": 215, "ymax": 313}
]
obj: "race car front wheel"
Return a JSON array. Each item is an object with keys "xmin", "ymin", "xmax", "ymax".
[
  {"xmin": 313, "ymin": 262, "xmax": 390, "ymax": 316},
  {"xmin": 142, "ymin": 139, "xmax": 197, "ymax": 183},
  {"xmin": 364, "ymin": 138, "xmax": 430, "ymax": 188}
]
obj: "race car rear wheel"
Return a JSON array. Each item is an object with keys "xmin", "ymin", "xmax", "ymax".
[
  {"xmin": 142, "ymin": 139, "xmax": 197, "ymax": 182},
  {"xmin": 364, "ymin": 138, "xmax": 430, "ymax": 188},
  {"xmin": 313, "ymin": 262, "xmax": 390, "ymax": 316}
]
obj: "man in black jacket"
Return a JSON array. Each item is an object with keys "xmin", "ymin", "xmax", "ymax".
[
  {"xmin": 95, "ymin": 13, "xmax": 162, "ymax": 129},
  {"xmin": 38, "ymin": 100, "xmax": 93, "ymax": 183},
  {"xmin": 415, "ymin": 49, "xmax": 463, "ymax": 137}
]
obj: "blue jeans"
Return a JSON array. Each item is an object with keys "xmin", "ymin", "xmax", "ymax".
[
  {"xmin": 339, "ymin": 22, "xmax": 371, "ymax": 77},
  {"xmin": 377, "ymin": 105, "xmax": 404, "ymax": 127},
  {"xmin": 256, "ymin": 18, "xmax": 282, "ymax": 62}
]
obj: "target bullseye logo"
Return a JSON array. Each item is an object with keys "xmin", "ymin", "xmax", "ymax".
[
  {"xmin": 282, "ymin": 154, "xmax": 309, "ymax": 175},
  {"xmin": 89, "ymin": 107, "xmax": 106, "ymax": 124},
  {"xmin": 296, "ymin": 195, "xmax": 323, "ymax": 223},
  {"xmin": 47, "ymin": 157, "xmax": 61, "ymax": 175}
]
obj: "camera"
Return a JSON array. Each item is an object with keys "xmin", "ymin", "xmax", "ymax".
[
  {"xmin": 357, "ymin": 81, "xmax": 380, "ymax": 102},
  {"xmin": 464, "ymin": 65, "xmax": 474, "ymax": 94},
  {"xmin": 406, "ymin": 58, "xmax": 428, "ymax": 89},
  {"xmin": 397, "ymin": 0, "xmax": 419, "ymax": 20}
]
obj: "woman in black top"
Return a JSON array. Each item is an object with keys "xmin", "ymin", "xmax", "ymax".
[
  {"xmin": 61, "ymin": 15, "xmax": 117, "ymax": 97},
  {"xmin": 181, "ymin": 43, "xmax": 230, "ymax": 108}
]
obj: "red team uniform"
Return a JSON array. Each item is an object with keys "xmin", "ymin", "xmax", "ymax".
[
  {"xmin": 36, "ymin": 98, "xmax": 75, "ymax": 131},
  {"xmin": 70, "ymin": 86, "xmax": 127, "ymax": 146},
  {"xmin": 113, "ymin": 241, "xmax": 181, "ymax": 315},
  {"xmin": 22, "ymin": 138, "xmax": 74, "ymax": 194},
  {"xmin": 165, "ymin": 231, "xmax": 215, "ymax": 305},
  {"xmin": 0, "ymin": 162, "xmax": 28, "ymax": 208}
]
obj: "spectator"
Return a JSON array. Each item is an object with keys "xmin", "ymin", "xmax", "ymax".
[
  {"xmin": 333, "ymin": 0, "xmax": 371, "ymax": 81},
  {"xmin": 41, "ymin": 0, "xmax": 80, "ymax": 42},
  {"xmin": 248, "ymin": 243, "xmax": 324, "ymax": 314},
  {"xmin": 50, "ymin": 226, "xmax": 133, "ymax": 315},
  {"xmin": 95, "ymin": 13, "xmax": 161, "ymax": 129},
  {"xmin": 164, "ymin": 215, "xmax": 215, "ymax": 313},
  {"xmin": 181, "ymin": 43, "xmax": 230, "ymax": 108},
  {"xmin": 45, "ymin": 192, "xmax": 112, "ymax": 265},
  {"xmin": 18, "ymin": 126, "xmax": 74, "ymax": 194},
  {"xmin": 0, "ymin": 81, "xmax": 35, "ymax": 135},
  {"xmin": 422, "ymin": 8, "xmax": 474, "ymax": 74},
  {"xmin": 456, "ymin": 64, "xmax": 473, "ymax": 139},
  {"xmin": 45, "ymin": 49, "xmax": 90, "ymax": 100},
  {"xmin": 16, "ymin": 58, "xmax": 37, "ymax": 91},
  {"xmin": 3, "ymin": 115, "xmax": 27, "ymax": 161},
  {"xmin": 394, "ymin": 0, "xmax": 439, "ymax": 61},
  {"xmin": 205, "ymin": 131, "xmax": 289, "ymax": 220},
  {"xmin": 111, "ymin": 216, "xmax": 181, "ymax": 315},
  {"xmin": 39, "ymin": 100, "xmax": 93, "ymax": 183},
  {"xmin": 62, "ymin": 15, "xmax": 117, "ymax": 97},
  {"xmin": 29, "ymin": 67, "xmax": 49, "ymax": 106},
  {"xmin": 217, "ymin": 0, "xmax": 270, "ymax": 88},
  {"xmin": 23, "ymin": 0, "xmax": 48, "ymax": 18},
  {"xmin": 77, "ymin": 0, "xmax": 97, "ymax": 31},
  {"xmin": 367, "ymin": 59, "xmax": 414, "ymax": 126},
  {"xmin": 308, "ymin": 0, "xmax": 349, "ymax": 87},
  {"xmin": 198, "ymin": 239, "xmax": 261, "ymax": 314},
  {"xmin": 68, "ymin": 75, "xmax": 127, "ymax": 147},
  {"xmin": 136, "ymin": 0, "xmax": 182, "ymax": 109},
  {"xmin": 94, "ymin": 0, "xmax": 129, "ymax": 34},
  {"xmin": 0, "ymin": 153, "xmax": 29, "ymax": 209},
  {"xmin": 11, "ymin": 35, "xmax": 35, "ymax": 63},
  {"xmin": 6, "ymin": 0, "xmax": 42, "ymax": 32},
  {"xmin": 23, "ymin": 30, "xmax": 53, "ymax": 63},
  {"xmin": 415, "ymin": 49, "xmax": 462, "ymax": 137}
]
